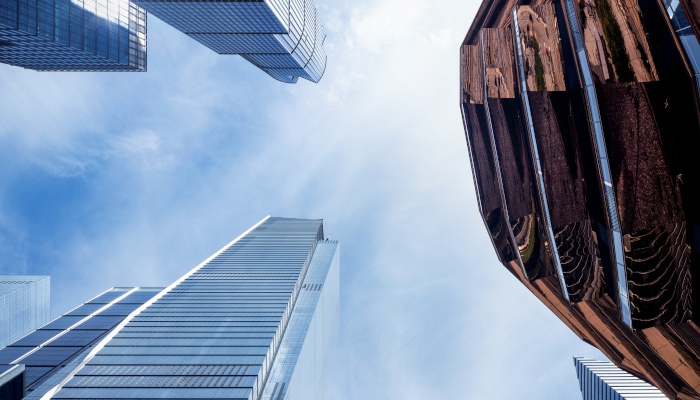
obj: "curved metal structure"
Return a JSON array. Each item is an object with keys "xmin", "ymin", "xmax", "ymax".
[{"xmin": 460, "ymin": 0, "xmax": 700, "ymax": 397}]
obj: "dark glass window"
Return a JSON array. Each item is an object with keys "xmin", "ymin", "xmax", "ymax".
[
  {"xmin": 10, "ymin": 329, "xmax": 62, "ymax": 347},
  {"xmin": 0, "ymin": 347, "xmax": 33, "ymax": 363},
  {"xmin": 87, "ymin": 290, "xmax": 130, "ymax": 304},
  {"xmin": 98, "ymin": 303, "xmax": 141, "ymax": 316},
  {"xmin": 22, "ymin": 346, "xmax": 83, "ymax": 367},
  {"xmin": 24, "ymin": 366, "xmax": 54, "ymax": 387},
  {"xmin": 117, "ymin": 291, "xmax": 159, "ymax": 304},
  {"xmin": 66, "ymin": 303, "xmax": 105, "ymax": 316},
  {"xmin": 73, "ymin": 315, "xmax": 123, "ymax": 330},
  {"xmin": 41, "ymin": 316, "xmax": 84, "ymax": 330},
  {"xmin": 46, "ymin": 329, "xmax": 106, "ymax": 347}
]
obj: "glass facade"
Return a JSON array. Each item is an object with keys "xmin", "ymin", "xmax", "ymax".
[
  {"xmin": 131, "ymin": 0, "xmax": 326, "ymax": 83},
  {"xmin": 574, "ymin": 357, "xmax": 668, "ymax": 400},
  {"xmin": 0, "ymin": 276, "xmax": 50, "ymax": 349},
  {"xmin": 0, "ymin": 286, "xmax": 161, "ymax": 399},
  {"xmin": 261, "ymin": 240, "xmax": 339, "ymax": 400},
  {"xmin": 0, "ymin": 0, "xmax": 146, "ymax": 71},
  {"xmin": 0, "ymin": 364, "xmax": 24, "ymax": 400},
  {"xmin": 36, "ymin": 216, "xmax": 338, "ymax": 399}
]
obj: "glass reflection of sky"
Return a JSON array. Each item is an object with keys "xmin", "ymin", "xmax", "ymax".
[
  {"xmin": 0, "ymin": 0, "xmax": 146, "ymax": 70},
  {"xmin": 70, "ymin": 0, "xmax": 126, "ymax": 26},
  {"xmin": 69, "ymin": 0, "xmax": 147, "ymax": 62},
  {"xmin": 663, "ymin": 0, "xmax": 700, "ymax": 74}
]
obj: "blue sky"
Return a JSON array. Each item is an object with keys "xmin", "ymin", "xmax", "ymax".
[{"xmin": 0, "ymin": 0, "xmax": 605, "ymax": 398}]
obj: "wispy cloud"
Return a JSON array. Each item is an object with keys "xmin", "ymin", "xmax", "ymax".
[{"xmin": 0, "ymin": 1, "xmax": 605, "ymax": 399}]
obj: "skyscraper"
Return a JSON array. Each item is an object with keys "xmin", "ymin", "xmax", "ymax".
[
  {"xmin": 574, "ymin": 357, "xmax": 668, "ymax": 400},
  {"xmin": 1, "ymin": 216, "xmax": 338, "ymax": 400},
  {"xmin": 460, "ymin": 0, "xmax": 700, "ymax": 398},
  {"xmin": 0, "ymin": 0, "xmax": 147, "ymax": 71},
  {"xmin": 0, "ymin": 276, "xmax": 50, "ymax": 349},
  {"xmin": 131, "ymin": 0, "xmax": 327, "ymax": 83}
]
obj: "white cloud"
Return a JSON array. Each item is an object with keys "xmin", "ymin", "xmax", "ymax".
[{"xmin": 0, "ymin": 1, "xmax": 607, "ymax": 399}]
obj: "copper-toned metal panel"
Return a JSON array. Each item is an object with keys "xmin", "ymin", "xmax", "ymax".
[
  {"xmin": 460, "ymin": 0, "xmax": 700, "ymax": 397},
  {"xmin": 556, "ymin": 220, "xmax": 604, "ymax": 301},
  {"xmin": 516, "ymin": 4, "xmax": 566, "ymax": 91},
  {"xmin": 596, "ymin": 82, "xmax": 692, "ymax": 328},
  {"xmin": 509, "ymin": 260, "xmax": 700, "ymax": 400},
  {"xmin": 482, "ymin": 28, "xmax": 517, "ymax": 98},
  {"xmin": 625, "ymin": 223, "xmax": 692, "ymax": 326},
  {"xmin": 575, "ymin": 0, "xmax": 659, "ymax": 82},
  {"xmin": 461, "ymin": 45, "xmax": 484, "ymax": 104},
  {"xmin": 526, "ymin": 88, "xmax": 604, "ymax": 301},
  {"xmin": 485, "ymin": 95, "xmax": 556, "ymax": 281},
  {"xmin": 463, "ymin": 102, "xmax": 519, "ymax": 264}
]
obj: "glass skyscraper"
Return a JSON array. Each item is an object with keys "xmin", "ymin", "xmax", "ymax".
[
  {"xmin": 131, "ymin": 0, "xmax": 327, "ymax": 83},
  {"xmin": 0, "ymin": 276, "xmax": 50, "ymax": 349},
  {"xmin": 1, "ymin": 216, "xmax": 338, "ymax": 400},
  {"xmin": 574, "ymin": 358, "xmax": 668, "ymax": 400},
  {"xmin": 0, "ymin": 0, "xmax": 147, "ymax": 71}
]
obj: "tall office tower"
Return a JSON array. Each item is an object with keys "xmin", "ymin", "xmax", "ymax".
[
  {"xmin": 0, "ymin": 0, "xmax": 146, "ymax": 71},
  {"xmin": 131, "ymin": 0, "xmax": 327, "ymax": 83},
  {"xmin": 0, "ymin": 287, "xmax": 163, "ymax": 400},
  {"xmin": 460, "ymin": 0, "xmax": 700, "ymax": 398},
  {"xmin": 574, "ymin": 357, "xmax": 668, "ymax": 400},
  {"xmin": 6, "ymin": 216, "xmax": 338, "ymax": 400},
  {"xmin": 0, "ymin": 276, "xmax": 50, "ymax": 349}
]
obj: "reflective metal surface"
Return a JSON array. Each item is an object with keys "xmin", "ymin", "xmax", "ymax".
[
  {"xmin": 562, "ymin": 0, "xmax": 632, "ymax": 326},
  {"xmin": 513, "ymin": 5, "xmax": 570, "ymax": 300},
  {"xmin": 461, "ymin": 40, "xmax": 520, "ymax": 266},
  {"xmin": 460, "ymin": 0, "xmax": 700, "ymax": 397},
  {"xmin": 482, "ymin": 26, "xmax": 558, "ymax": 283}
]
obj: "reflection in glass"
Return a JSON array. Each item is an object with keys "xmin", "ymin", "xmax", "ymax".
[
  {"xmin": 0, "ymin": 0, "xmax": 146, "ymax": 71},
  {"xmin": 516, "ymin": 4, "xmax": 567, "ymax": 91},
  {"xmin": 575, "ymin": 0, "xmax": 659, "ymax": 82},
  {"xmin": 513, "ymin": 4, "xmax": 606, "ymax": 302},
  {"xmin": 132, "ymin": 0, "xmax": 326, "ymax": 83},
  {"xmin": 562, "ymin": 0, "xmax": 632, "ymax": 326},
  {"xmin": 461, "ymin": 44, "xmax": 485, "ymax": 105},
  {"xmin": 462, "ymin": 41, "xmax": 519, "ymax": 264},
  {"xmin": 482, "ymin": 27, "xmax": 556, "ymax": 281},
  {"xmin": 596, "ymin": 82, "xmax": 692, "ymax": 328},
  {"xmin": 483, "ymin": 28, "xmax": 516, "ymax": 99}
]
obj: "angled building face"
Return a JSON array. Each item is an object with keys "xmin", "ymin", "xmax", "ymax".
[
  {"xmin": 0, "ymin": 276, "xmax": 50, "ymax": 349},
  {"xmin": 0, "ymin": 365, "xmax": 25, "ymax": 400},
  {"xmin": 575, "ymin": 357, "xmax": 668, "ymax": 400},
  {"xmin": 0, "ymin": 0, "xmax": 147, "ymax": 71},
  {"xmin": 16, "ymin": 216, "xmax": 339, "ymax": 400},
  {"xmin": 0, "ymin": 287, "xmax": 162, "ymax": 400},
  {"xmin": 460, "ymin": 0, "xmax": 700, "ymax": 398},
  {"xmin": 131, "ymin": 0, "xmax": 327, "ymax": 83}
]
